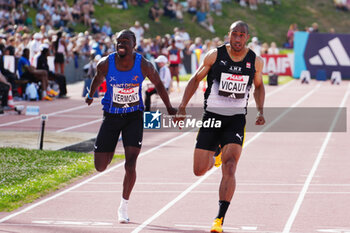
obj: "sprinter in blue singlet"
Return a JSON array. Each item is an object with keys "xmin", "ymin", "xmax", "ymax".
[{"xmin": 85, "ymin": 30, "xmax": 176, "ymax": 224}]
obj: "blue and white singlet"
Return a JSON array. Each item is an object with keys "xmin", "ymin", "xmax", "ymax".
[{"xmin": 101, "ymin": 52, "xmax": 145, "ymax": 114}]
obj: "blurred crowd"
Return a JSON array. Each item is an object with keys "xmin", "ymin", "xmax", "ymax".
[
  {"xmin": 334, "ymin": 0, "xmax": 350, "ymax": 11},
  {"xmin": 0, "ymin": 0, "xmax": 290, "ymax": 112}
]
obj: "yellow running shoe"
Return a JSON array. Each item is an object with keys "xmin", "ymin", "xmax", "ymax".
[
  {"xmin": 214, "ymin": 146, "xmax": 222, "ymax": 167},
  {"xmin": 210, "ymin": 217, "xmax": 223, "ymax": 233},
  {"xmin": 42, "ymin": 95, "xmax": 53, "ymax": 101},
  {"xmin": 48, "ymin": 89, "xmax": 58, "ymax": 97}
]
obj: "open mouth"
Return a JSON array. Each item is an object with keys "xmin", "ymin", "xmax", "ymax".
[{"xmin": 118, "ymin": 46, "xmax": 126, "ymax": 53}]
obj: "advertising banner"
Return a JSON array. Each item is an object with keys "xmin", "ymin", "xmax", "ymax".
[
  {"xmin": 294, "ymin": 32, "xmax": 350, "ymax": 79},
  {"xmin": 261, "ymin": 54, "xmax": 293, "ymax": 76}
]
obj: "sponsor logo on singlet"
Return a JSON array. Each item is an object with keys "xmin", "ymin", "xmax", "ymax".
[
  {"xmin": 113, "ymin": 86, "xmax": 140, "ymax": 108},
  {"xmin": 218, "ymin": 73, "xmax": 249, "ymax": 99}
]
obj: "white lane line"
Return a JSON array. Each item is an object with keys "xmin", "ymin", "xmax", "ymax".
[
  {"xmin": 131, "ymin": 83, "xmax": 319, "ymax": 233},
  {"xmin": 56, "ymin": 119, "xmax": 102, "ymax": 133},
  {"xmin": 175, "ymin": 224, "xmax": 240, "ymax": 230},
  {"xmin": 282, "ymin": 84, "xmax": 350, "ymax": 233},
  {"xmin": 0, "ymin": 102, "xmax": 100, "ymax": 127},
  {"xmin": 0, "ymin": 131, "xmax": 191, "ymax": 224},
  {"xmin": 87, "ymin": 182, "xmax": 350, "ymax": 186},
  {"xmin": 244, "ymin": 83, "xmax": 321, "ymax": 149},
  {"xmin": 69, "ymin": 190, "xmax": 350, "ymax": 194},
  {"xmin": 248, "ymin": 79, "xmax": 295, "ymax": 106},
  {"xmin": 55, "ymin": 94, "xmax": 185, "ymax": 133}
]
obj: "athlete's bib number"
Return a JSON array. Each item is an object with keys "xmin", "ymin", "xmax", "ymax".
[
  {"xmin": 169, "ymin": 54, "xmax": 178, "ymax": 62},
  {"xmin": 218, "ymin": 73, "xmax": 249, "ymax": 99},
  {"xmin": 113, "ymin": 86, "xmax": 140, "ymax": 108}
]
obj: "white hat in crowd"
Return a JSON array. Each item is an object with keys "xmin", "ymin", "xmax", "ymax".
[
  {"xmin": 33, "ymin": 33, "xmax": 43, "ymax": 40},
  {"xmin": 252, "ymin": 37, "xmax": 259, "ymax": 43},
  {"xmin": 155, "ymin": 55, "xmax": 168, "ymax": 63}
]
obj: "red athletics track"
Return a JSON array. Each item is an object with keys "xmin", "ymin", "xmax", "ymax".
[{"xmin": 0, "ymin": 80, "xmax": 349, "ymax": 233}]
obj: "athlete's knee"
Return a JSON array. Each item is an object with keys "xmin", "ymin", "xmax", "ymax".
[
  {"xmin": 94, "ymin": 153, "xmax": 111, "ymax": 172},
  {"xmin": 193, "ymin": 166, "xmax": 207, "ymax": 176},
  {"xmin": 95, "ymin": 161, "xmax": 108, "ymax": 172},
  {"xmin": 124, "ymin": 160, "xmax": 137, "ymax": 173},
  {"xmin": 223, "ymin": 159, "xmax": 237, "ymax": 177}
]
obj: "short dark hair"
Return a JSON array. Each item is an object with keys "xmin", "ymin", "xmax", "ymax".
[
  {"xmin": 230, "ymin": 20, "xmax": 249, "ymax": 34},
  {"xmin": 117, "ymin": 29, "xmax": 136, "ymax": 45}
]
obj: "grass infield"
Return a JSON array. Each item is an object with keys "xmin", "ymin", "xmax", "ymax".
[{"xmin": 0, "ymin": 147, "xmax": 124, "ymax": 212}]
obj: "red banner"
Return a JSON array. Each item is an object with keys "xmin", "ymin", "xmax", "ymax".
[{"xmin": 261, "ymin": 54, "xmax": 293, "ymax": 76}]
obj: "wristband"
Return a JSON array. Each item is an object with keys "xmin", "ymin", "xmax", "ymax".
[{"xmin": 86, "ymin": 93, "xmax": 93, "ymax": 100}]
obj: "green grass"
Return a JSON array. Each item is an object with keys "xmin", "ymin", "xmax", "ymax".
[
  {"xmin": 0, "ymin": 147, "xmax": 124, "ymax": 212},
  {"xmin": 92, "ymin": 0, "xmax": 350, "ymax": 46}
]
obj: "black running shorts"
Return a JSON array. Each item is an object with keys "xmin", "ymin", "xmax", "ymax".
[
  {"xmin": 195, "ymin": 111, "xmax": 246, "ymax": 151},
  {"xmin": 94, "ymin": 111, "xmax": 143, "ymax": 152}
]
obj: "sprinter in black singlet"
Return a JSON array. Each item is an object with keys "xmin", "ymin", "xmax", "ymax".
[{"xmin": 176, "ymin": 21, "xmax": 265, "ymax": 233}]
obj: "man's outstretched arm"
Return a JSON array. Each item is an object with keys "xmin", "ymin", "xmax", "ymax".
[
  {"xmin": 142, "ymin": 58, "xmax": 177, "ymax": 115},
  {"xmin": 177, "ymin": 49, "xmax": 217, "ymax": 118}
]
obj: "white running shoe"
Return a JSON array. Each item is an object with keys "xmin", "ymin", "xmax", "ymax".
[{"xmin": 118, "ymin": 199, "xmax": 129, "ymax": 223}]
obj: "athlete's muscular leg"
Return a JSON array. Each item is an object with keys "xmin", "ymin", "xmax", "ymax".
[
  {"xmin": 94, "ymin": 152, "xmax": 114, "ymax": 172},
  {"xmin": 193, "ymin": 148, "xmax": 216, "ymax": 176},
  {"xmin": 122, "ymin": 146, "xmax": 140, "ymax": 200},
  {"xmin": 219, "ymin": 143, "xmax": 242, "ymax": 201}
]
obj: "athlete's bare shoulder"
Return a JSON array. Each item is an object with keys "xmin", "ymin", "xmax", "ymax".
[
  {"xmin": 141, "ymin": 56, "xmax": 156, "ymax": 77},
  {"xmin": 254, "ymin": 55, "xmax": 264, "ymax": 71},
  {"xmin": 203, "ymin": 48, "xmax": 218, "ymax": 66}
]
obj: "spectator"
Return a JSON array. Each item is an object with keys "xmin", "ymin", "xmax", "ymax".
[
  {"xmin": 53, "ymin": 31, "xmax": 68, "ymax": 75},
  {"xmin": 52, "ymin": 9, "xmax": 63, "ymax": 29},
  {"xmin": 6, "ymin": 36, "xmax": 16, "ymax": 56},
  {"xmin": 101, "ymin": 20, "xmax": 113, "ymax": 36},
  {"xmin": 260, "ymin": 42, "xmax": 269, "ymax": 55},
  {"xmin": 71, "ymin": 2, "xmax": 81, "ymax": 22},
  {"xmin": 310, "ymin": 22, "xmax": 319, "ymax": 33},
  {"xmin": 81, "ymin": 0, "xmax": 92, "ymax": 26},
  {"xmin": 91, "ymin": 18, "xmax": 101, "ymax": 34},
  {"xmin": 167, "ymin": 38, "xmax": 182, "ymax": 91},
  {"xmin": 0, "ymin": 71, "xmax": 11, "ymax": 111},
  {"xmin": 248, "ymin": 36, "xmax": 261, "ymax": 56},
  {"xmin": 35, "ymin": 9, "xmax": 45, "ymax": 28},
  {"xmin": 334, "ymin": 0, "xmax": 348, "ymax": 11},
  {"xmin": 175, "ymin": 1, "xmax": 184, "ymax": 22},
  {"xmin": 249, "ymin": 0, "xmax": 258, "ymax": 10},
  {"xmin": 0, "ymin": 46, "xmax": 17, "ymax": 95},
  {"xmin": 163, "ymin": 0, "xmax": 177, "ymax": 19},
  {"xmin": 178, "ymin": 27, "xmax": 190, "ymax": 41},
  {"xmin": 210, "ymin": 0, "xmax": 222, "ymax": 15},
  {"xmin": 17, "ymin": 48, "xmax": 56, "ymax": 101},
  {"xmin": 149, "ymin": 3, "xmax": 163, "ymax": 23},
  {"xmin": 286, "ymin": 23, "xmax": 297, "ymax": 48},
  {"xmin": 150, "ymin": 37, "xmax": 161, "ymax": 59},
  {"xmin": 28, "ymin": 32, "xmax": 42, "ymax": 64},
  {"xmin": 130, "ymin": 21, "xmax": 144, "ymax": 47},
  {"xmin": 192, "ymin": 0, "xmax": 215, "ymax": 33},
  {"xmin": 15, "ymin": 33, "xmax": 30, "ymax": 58},
  {"xmin": 37, "ymin": 44, "xmax": 68, "ymax": 98},
  {"xmin": 268, "ymin": 41, "xmax": 279, "ymax": 54},
  {"xmin": 187, "ymin": 0, "xmax": 198, "ymax": 14},
  {"xmin": 189, "ymin": 36, "xmax": 203, "ymax": 52},
  {"xmin": 144, "ymin": 55, "xmax": 171, "ymax": 111}
]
